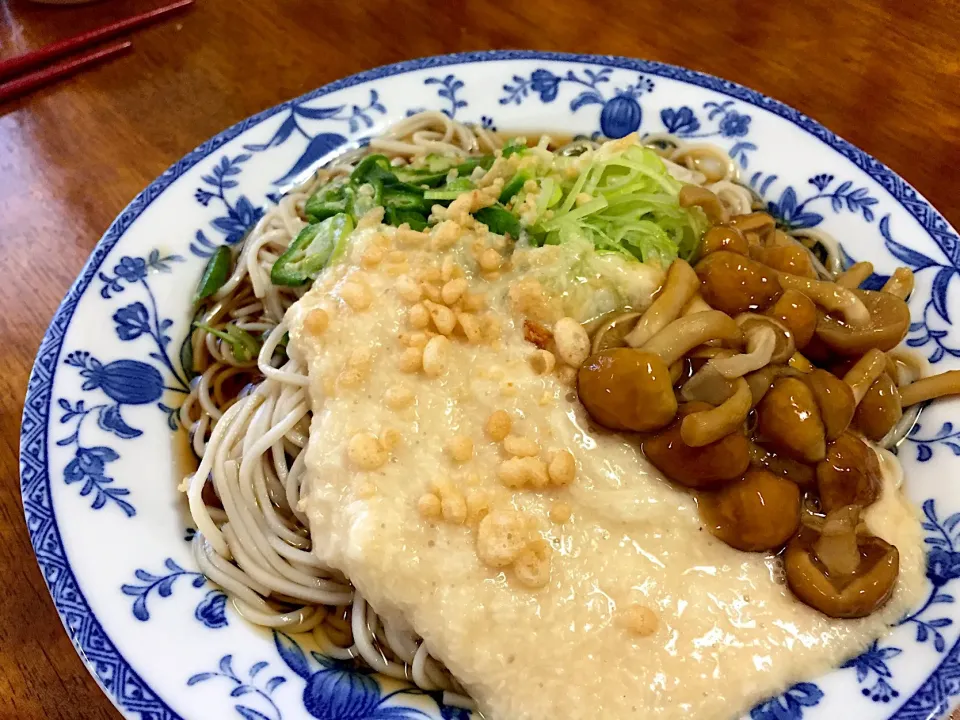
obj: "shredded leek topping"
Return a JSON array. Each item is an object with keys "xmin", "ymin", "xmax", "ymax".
[{"xmin": 281, "ymin": 135, "xmax": 706, "ymax": 286}]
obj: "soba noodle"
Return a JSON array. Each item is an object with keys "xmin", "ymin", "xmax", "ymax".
[{"xmin": 178, "ymin": 111, "xmax": 905, "ymax": 705}]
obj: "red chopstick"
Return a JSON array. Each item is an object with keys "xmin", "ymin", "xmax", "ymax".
[
  {"xmin": 0, "ymin": 41, "xmax": 132, "ymax": 104},
  {"xmin": 0, "ymin": 0, "xmax": 193, "ymax": 82}
]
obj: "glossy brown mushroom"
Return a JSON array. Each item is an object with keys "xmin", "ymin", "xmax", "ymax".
[
  {"xmin": 805, "ymin": 368, "xmax": 856, "ymax": 441},
  {"xmin": 642, "ymin": 404, "xmax": 751, "ymax": 489},
  {"xmin": 835, "ymin": 262, "xmax": 875, "ymax": 289},
  {"xmin": 624, "ymin": 259, "xmax": 698, "ymax": 348},
  {"xmin": 695, "ymin": 251, "xmax": 783, "ymax": 315},
  {"xmin": 882, "ymin": 267, "xmax": 915, "ymax": 300},
  {"xmin": 698, "ymin": 469, "xmax": 801, "ymax": 551},
  {"xmin": 766, "ymin": 289, "xmax": 817, "ymax": 350},
  {"xmin": 745, "ymin": 366, "xmax": 776, "ymax": 407},
  {"xmin": 641, "ymin": 311, "xmax": 743, "ymax": 367},
  {"xmin": 685, "ymin": 321, "xmax": 787, "ymax": 401},
  {"xmin": 854, "ymin": 373, "xmax": 903, "ymax": 442},
  {"xmin": 779, "ymin": 273, "xmax": 871, "ymax": 328},
  {"xmin": 681, "ymin": 377, "xmax": 752, "ymax": 447},
  {"xmin": 815, "ymin": 289, "xmax": 911, "ymax": 356},
  {"xmin": 743, "ymin": 365, "xmax": 802, "ymax": 407},
  {"xmin": 788, "ymin": 351, "xmax": 816, "ymax": 373},
  {"xmin": 735, "ymin": 314, "xmax": 796, "ymax": 365},
  {"xmin": 751, "ymin": 244, "xmax": 817, "ymax": 279},
  {"xmin": 816, "ymin": 432, "xmax": 882, "ymax": 512},
  {"xmin": 898, "ymin": 370, "xmax": 960, "ymax": 408},
  {"xmin": 811, "ymin": 506, "xmax": 864, "ymax": 576},
  {"xmin": 843, "ymin": 349, "xmax": 888, "ymax": 406},
  {"xmin": 670, "ymin": 358, "xmax": 691, "ymax": 387},
  {"xmin": 785, "ymin": 525, "xmax": 899, "ymax": 618},
  {"xmin": 577, "ymin": 349, "xmax": 676, "ymax": 432},
  {"xmin": 748, "ymin": 441, "xmax": 817, "ymax": 488},
  {"xmin": 681, "ymin": 364, "xmax": 736, "ymax": 405},
  {"xmin": 701, "ymin": 225, "xmax": 749, "ymax": 257},
  {"xmin": 679, "ymin": 184, "xmax": 728, "ymax": 224},
  {"xmin": 887, "ymin": 349, "xmax": 926, "ymax": 387},
  {"xmin": 590, "ymin": 311, "xmax": 641, "ymax": 354},
  {"xmin": 756, "ymin": 376, "xmax": 827, "ymax": 463},
  {"xmin": 799, "ymin": 334, "xmax": 837, "ymax": 366},
  {"xmin": 729, "ymin": 211, "xmax": 776, "ymax": 241}
]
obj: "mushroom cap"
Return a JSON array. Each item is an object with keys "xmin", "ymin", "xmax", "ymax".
[
  {"xmin": 816, "ymin": 432, "xmax": 882, "ymax": 512},
  {"xmin": 696, "ymin": 251, "xmax": 783, "ymax": 316},
  {"xmin": 642, "ymin": 404, "xmax": 751, "ymax": 489},
  {"xmin": 815, "ymin": 289, "xmax": 911, "ymax": 356},
  {"xmin": 766, "ymin": 289, "xmax": 817, "ymax": 350},
  {"xmin": 853, "ymin": 372, "xmax": 903, "ymax": 442},
  {"xmin": 785, "ymin": 527, "xmax": 899, "ymax": 618},
  {"xmin": 701, "ymin": 225, "xmax": 749, "ymax": 257},
  {"xmin": 577, "ymin": 349, "xmax": 677, "ymax": 432},
  {"xmin": 751, "ymin": 244, "xmax": 818, "ymax": 279},
  {"xmin": 698, "ymin": 469, "xmax": 801, "ymax": 552},
  {"xmin": 680, "ymin": 377, "xmax": 752, "ymax": 447},
  {"xmin": 756, "ymin": 376, "xmax": 827, "ymax": 464},
  {"xmin": 805, "ymin": 368, "xmax": 856, "ymax": 441}
]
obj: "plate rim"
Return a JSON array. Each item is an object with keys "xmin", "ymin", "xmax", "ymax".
[{"xmin": 18, "ymin": 49, "xmax": 959, "ymax": 720}]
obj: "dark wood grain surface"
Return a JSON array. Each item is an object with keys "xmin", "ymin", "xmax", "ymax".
[{"xmin": 2, "ymin": 1, "xmax": 959, "ymax": 718}]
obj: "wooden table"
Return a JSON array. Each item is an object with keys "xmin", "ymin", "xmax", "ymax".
[{"xmin": 2, "ymin": 0, "xmax": 959, "ymax": 717}]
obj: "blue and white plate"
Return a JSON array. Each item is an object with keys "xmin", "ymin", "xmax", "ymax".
[{"xmin": 19, "ymin": 51, "xmax": 960, "ymax": 720}]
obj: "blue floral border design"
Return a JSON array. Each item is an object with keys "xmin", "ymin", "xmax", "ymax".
[
  {"xmin": 19, "ymin": 51, "xmax": 960, "ymax": 720},
  {"xmin": 187, "ymin": 632, "xmax": 433, "ymax": 720}
]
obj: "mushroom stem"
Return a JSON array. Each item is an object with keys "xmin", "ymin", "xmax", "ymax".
[
  {"xmin": 679, "ymin": 184, "xmax": 728, "ymax": 224},
  {"xmin": 880, "ymin": 403, "xmax": 922, "ymax": 449},
  {"xmin": 688, "ymin": 347, "xmax": 736, "ymax": 359},
  {"xmin": 669, "ymin": 359, "xmax": 687, "ymax": 386},
  {"xmin": 842, "ymin": 349, "xmax": 887, "ymax": 406},
  {"xmin": 707, "ymin": 325, "xmax": 777, "ymax": 378},
  {"xmin": 813, "ymin": 506, "xmax": 862, "ymax": 577},
  {"xmin": 835, "ymin": 262, "xmax": 874, "ymax": 289},
  {"xmin": 736, "ymin": 314, "xmax": 796, "ymax": 364},
  {"xmin": 681, "ymin": 293, "xmax": 713, "ymax": 317},
  {"xmin": 681, "ymin": 364, "xmax": 734, "ymax": 405},
  {"xmin": 886, "ymin": 348, "xmax": 929, "ymax": 387},
  {"xmin": 680, "ymin": 377, "xmax": 751, "ymax": 447},
  {"xmin": 882, "ymin": 267, "xmax": 915, "ymax": 300},
  {"xmin": 778, "ymin": 273, "xmax": 872, "ymax": 328},
  {"xmin": 744, "ymin": 367, "xmax": 774, "ymax": 408},
  {"xmin": 788, "ymin": 352, "xmax": 815, "ymax": 372},
  {"xmin": 899, "ymin": 370, "xmax": 960, "ymax": 407},
  {"xmin": 625, "ymin": 260, "xmax": 698, "ymax": 348},
  {"xmin": 642, "ymin": 311, "xmax": 743, "ymax": 367}
]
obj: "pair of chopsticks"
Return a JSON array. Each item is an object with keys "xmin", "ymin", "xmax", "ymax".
[{"xmin": 0, "ymin": 0, "xmax": 193, "ymax": 104}]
